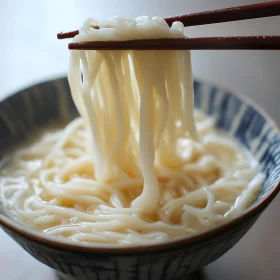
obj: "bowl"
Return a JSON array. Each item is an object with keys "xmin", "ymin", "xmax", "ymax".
[{"xmin": 0, "ymin": 77, "xmax": 279, "ymax": 280}]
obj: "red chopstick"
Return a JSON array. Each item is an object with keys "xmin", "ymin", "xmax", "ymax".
[
  {"xmin": 57, "ymin": 1, "xmax": 280, "ymax": 40},
  {"xmin": 68, "ymin": 36, "xmax": 280, "ymax": 50}
]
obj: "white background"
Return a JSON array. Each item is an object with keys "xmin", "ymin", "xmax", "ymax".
[
  {"xmin": 0, "ymin": 1, "xmax": 279, "ymax": 279},
  {"xmin": 0, "ymin": 0, "xmax": 280, "ymax": 120}
]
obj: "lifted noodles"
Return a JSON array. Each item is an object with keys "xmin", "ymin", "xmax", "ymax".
[{"xmin": 0, "ymin": 16, "xmax": 264, "ymax": 244}]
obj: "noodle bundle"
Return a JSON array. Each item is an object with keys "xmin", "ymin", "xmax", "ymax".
[{"xmin": 0, "ymin": 16, "xmax": 264, "ymax": 244}]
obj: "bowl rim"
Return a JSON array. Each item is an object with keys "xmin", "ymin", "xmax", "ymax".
[{"xmin": 0, "ymin": 76, "xmax": 279, "ymax": 255}]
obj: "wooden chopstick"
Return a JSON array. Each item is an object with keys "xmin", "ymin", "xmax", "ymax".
[
  {"xmin": 164, "ymin": 1, "xmax": 280, "ymax": 27},
  {"xmin": 58, "ymin": 30, "xmax": 79, "ymax": 39},
  {"xmin": 68, "ymin": 36, "xmax": 280, "ymax": 50},
  {"xmin": 57, "ymin": 1, "xmax": 280, "ymax": 39}
]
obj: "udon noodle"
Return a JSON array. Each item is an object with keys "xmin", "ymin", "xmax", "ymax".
[{"xmin": 0, "ymin": 16, "xmax": 264, "ymax": 244}]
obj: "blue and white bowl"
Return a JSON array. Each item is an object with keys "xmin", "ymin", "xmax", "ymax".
[{"xmin": 0, "ymin": 77, "xmax": 279, "ymax": 280}]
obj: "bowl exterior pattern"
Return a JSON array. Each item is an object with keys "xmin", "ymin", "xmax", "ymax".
[{"xmin": 0, "ymin": 77, "xmax": 279, "ymax": 280}]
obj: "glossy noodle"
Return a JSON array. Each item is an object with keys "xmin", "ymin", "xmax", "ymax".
[{"xmin": 0, "ymin": 16, "xmax": 264, "ymax": 244}]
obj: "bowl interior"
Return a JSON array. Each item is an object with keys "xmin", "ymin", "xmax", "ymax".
[
  {"xmin": 0, "ymin": 77, "xmax": 279, "ymax": 217},
  {"xmin": 193, "ymin": 81, "xmax": 280, "ymax": 204}
]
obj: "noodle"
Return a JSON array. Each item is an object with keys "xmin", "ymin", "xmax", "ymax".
[
  {"xmin": 0, "ymin": 16, "xmax": 264, "ymax": 244},
  {"xmin": 0, "ymin": 112, "xmax": 264, "ymax": 244}
]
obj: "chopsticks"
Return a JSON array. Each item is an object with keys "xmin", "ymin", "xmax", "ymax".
[
  {"xmin": 58, "ymin": 1, "xmax": 280, "ymax": 50},
  {"xmin": 69, "ymin": 36, "xmax": 280, "ymax": 50}
]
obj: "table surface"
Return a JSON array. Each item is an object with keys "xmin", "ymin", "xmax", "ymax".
[{"xmin": 0, "ymin": 1, "xmax": 279, "ymax": 279}]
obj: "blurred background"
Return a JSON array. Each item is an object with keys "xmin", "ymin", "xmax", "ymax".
[
  {"xmin": 0, "ymin": 0, "xmax": 280, "ymax": 120},
  {"xmin": 0, "ymin": 0, "xmax": 279, "ymax": 279}
]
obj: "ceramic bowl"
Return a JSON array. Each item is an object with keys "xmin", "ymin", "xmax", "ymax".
[{"xmin": 0, "ymin": 77, "xmax": 279, "ymax": 280}]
